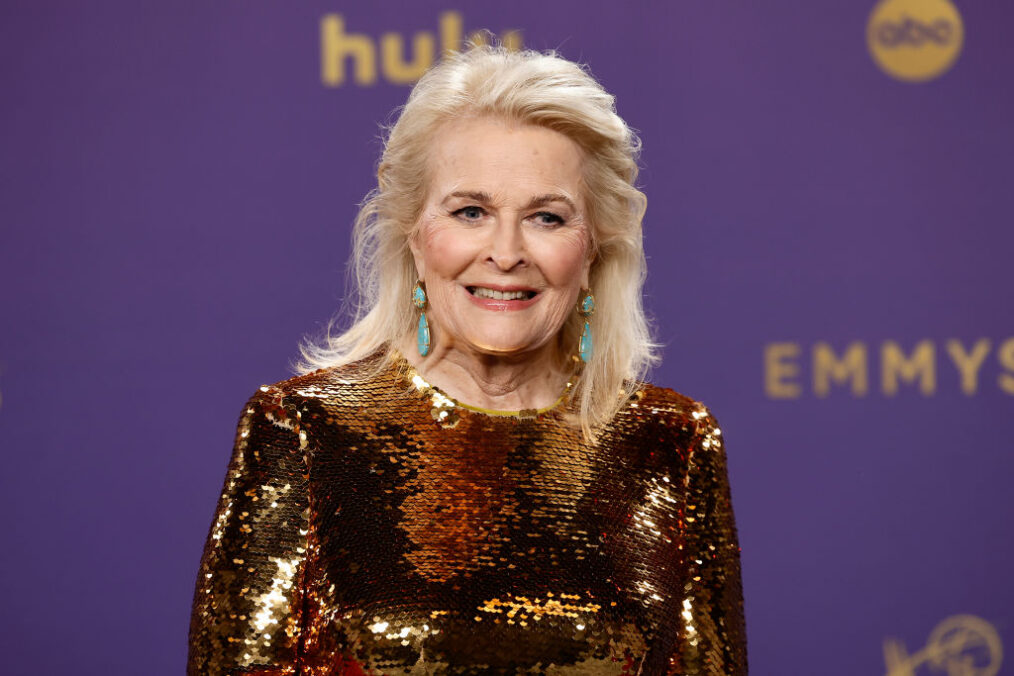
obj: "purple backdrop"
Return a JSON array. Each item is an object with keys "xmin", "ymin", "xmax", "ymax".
[{"xmin": 2, "ymin": 1, "xmax": 1011, "ymax": 673}]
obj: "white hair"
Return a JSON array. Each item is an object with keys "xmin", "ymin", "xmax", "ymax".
[{"xmin": 297, "ymin": 44, "xmax": 659, "ymax": 438}]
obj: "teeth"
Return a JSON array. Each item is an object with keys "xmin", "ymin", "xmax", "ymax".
[{"xmin": 471, "ymin": 287, "xmax": 531, "ymax": 300}]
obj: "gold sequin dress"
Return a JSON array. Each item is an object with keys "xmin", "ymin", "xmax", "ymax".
[{"xmin": 187, "ymin": 352, "xmax": 746, "ymax": 675}]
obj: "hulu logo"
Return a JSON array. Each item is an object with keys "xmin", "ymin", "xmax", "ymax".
[{"xmin": 321, "ymin": 11, "xmax": 523, "ymax": 87}]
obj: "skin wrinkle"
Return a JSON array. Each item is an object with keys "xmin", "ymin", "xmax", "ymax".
[
  {"xmin": 402, "ymin": 117, "xmax": 593, "ymax": 411},
  {"xmin": 440, "ymin": 191, "xmax": 580, "ymax": 216}
]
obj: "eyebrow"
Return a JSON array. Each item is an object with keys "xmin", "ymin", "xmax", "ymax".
[
  {"xmin": 443, "ymin": 190, "xmax": 493, "ymax": 206},
  {"xmin": 526, "ymin": 193, "xmax": 577, "ymax": 211},
  {"xmin": 442, "ymin": 191, "xmax": 577, "ymax": 212}
]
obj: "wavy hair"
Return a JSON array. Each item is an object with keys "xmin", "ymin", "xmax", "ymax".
[{"xmin": 297, "ymin": 44, "xmax": 658, "ymax": 438}]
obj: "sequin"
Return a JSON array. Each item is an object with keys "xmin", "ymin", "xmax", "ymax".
[{"xmin": 188, "ymin": 350, "xmax": 746, "ymax": 674}]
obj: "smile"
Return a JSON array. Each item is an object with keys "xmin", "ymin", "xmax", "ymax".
[{"xmin": 467, "ymin": 286, "xmax": 537, "ymax": 301}]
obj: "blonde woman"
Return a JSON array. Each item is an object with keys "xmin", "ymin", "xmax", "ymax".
[{"xmin": 188, "ymin": 45, "xmax": 746, "ymax": 675}]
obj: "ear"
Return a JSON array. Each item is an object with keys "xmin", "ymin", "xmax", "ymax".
[
  {"xmin": 408, "ymin": 228, "xmax": 425, "ymax": 280},
  {"xmin": 580, "ymin": 242, "xmax": 596, "ymax": 289}
]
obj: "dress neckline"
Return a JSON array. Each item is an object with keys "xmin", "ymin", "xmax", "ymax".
[{"xmin": 391, "ymin": 350, "xmax": 573, "ymax": 421}]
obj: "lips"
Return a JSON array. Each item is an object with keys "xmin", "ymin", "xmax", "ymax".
[
  {"xmin": 467, "ymin": 286, "xmax": 537, "ymax": 301},
  {"xmin": 464, "ymin": 285, "xmax": 540, "ymax": 311}
]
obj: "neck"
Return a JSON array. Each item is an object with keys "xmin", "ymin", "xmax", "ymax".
[{"xmin": 397, "ymin": 337, "xmax": 572, "ymax": 412}]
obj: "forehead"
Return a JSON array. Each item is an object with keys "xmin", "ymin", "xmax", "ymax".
[{"xmin": 425, "ymin": 117, "xmax": 585, "ymax": 201}]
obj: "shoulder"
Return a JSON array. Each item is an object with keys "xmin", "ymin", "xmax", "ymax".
[
  {"xmin": 627, "ymin": 382, "xmax": 720, "ymax": 434},
  {"xmin": 611, "ymin": 382, "xmax": 726, "ymax": 466},
  {"xmin": 245, "ymin": 351, "xmax": 399, "ymax": 417}
]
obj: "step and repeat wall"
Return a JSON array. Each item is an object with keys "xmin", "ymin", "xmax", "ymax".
[{"xmin": 1, "ymin": 1, "xmax": 1010, "ymax": 673}]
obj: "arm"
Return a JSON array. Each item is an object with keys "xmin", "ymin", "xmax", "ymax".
[
  {"xmin": 188, "ymin": 386, "xmax": 311, "ymax": 675},
  {"xmin": 668, "ymin": 406, "xmax": 747, "ymax": 675}
]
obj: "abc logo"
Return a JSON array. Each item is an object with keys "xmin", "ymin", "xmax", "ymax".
[{"xmin": 867, "ymin": 0, "xmax": 964, "ymax": 82}]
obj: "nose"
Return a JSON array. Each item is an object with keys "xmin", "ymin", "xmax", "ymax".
[{"xmin": 487, "ymin": 219, "xmax": 528, "ymax": 272}]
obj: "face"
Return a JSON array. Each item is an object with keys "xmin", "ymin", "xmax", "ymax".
[{"xmin": 410, "ymin": 117, "xmax": 593, "ymax": 362}]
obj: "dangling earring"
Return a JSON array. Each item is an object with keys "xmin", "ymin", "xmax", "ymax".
[
  {"xmin": 413, "ymin": 281, "xmax": 430, "ymax": 357},
  {"xmin": 578, "ymin": 289, "xmax": 594, "ymax": 363}
]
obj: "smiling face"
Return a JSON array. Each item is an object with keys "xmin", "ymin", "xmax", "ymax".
[{"xmin": 409, "ymin": 116, "xmax": 593, "ymax": 363}]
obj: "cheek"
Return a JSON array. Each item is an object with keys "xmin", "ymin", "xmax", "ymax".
[
  {"xmin": 419, "ymin": 222, "xmax": 475, "ymax": 278},
  {"xmin": 535, "ymin": 232, "xmax": 591, "ymax": 284}
]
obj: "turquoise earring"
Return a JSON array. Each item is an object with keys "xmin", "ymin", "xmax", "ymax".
[
  {"xmin": 578, "ymin": 289, "xmax": 594, "ymax": 363},
  {"xmin": 413, "ymin": 282, "xmax": 430, "ymax": 357}
]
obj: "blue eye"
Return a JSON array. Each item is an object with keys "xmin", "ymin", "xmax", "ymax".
[
  {"xmin": 453, "ymin": 206, "xmax": 484, "ymax": 221},
  {"xmin": 534, "ymin": 211, "xmax": 565, "ymax": 226}
]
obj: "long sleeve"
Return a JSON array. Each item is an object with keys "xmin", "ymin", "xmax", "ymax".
[
  {"xmin": 668, "ymin": 406, "xmax": 748, "ymax": 675},
  {"xmin": 188, "ymin": 386, "xmax": 312, "ymax": 675}
]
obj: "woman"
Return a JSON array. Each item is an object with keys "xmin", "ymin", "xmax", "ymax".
[{"xmin": 188, "ymin": 45, "xmax": 746, "ymax": 675}]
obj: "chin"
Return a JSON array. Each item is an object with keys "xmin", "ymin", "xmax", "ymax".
[
  {"xmin": 469, "ymin": 342, "xmax": 528, "ymax": 356},
  {"xmin": 466, "ymin": 335, "xmax": 550, "ymax": 358}
]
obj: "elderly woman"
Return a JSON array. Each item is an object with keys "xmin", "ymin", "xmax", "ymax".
[{"xmin": 188, "ymin": 46, "xmax": 746, "ymax": 674}]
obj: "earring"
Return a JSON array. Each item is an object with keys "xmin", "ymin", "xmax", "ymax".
[
  {"xmin": 413, "ymin": 281, "xmax": 430, "ymax": 357},
  {"xmin": 578, "ymin": 289, "xmax": 594, "ymax": 363}
]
